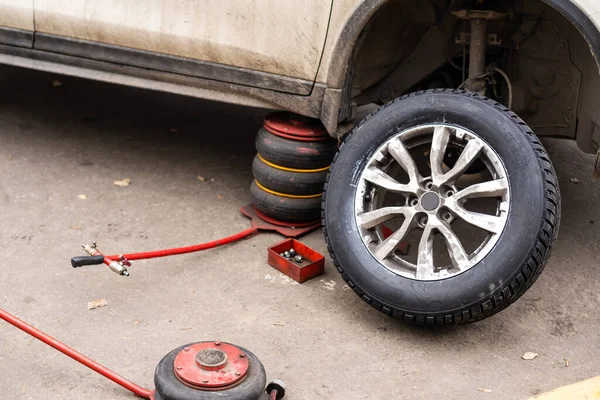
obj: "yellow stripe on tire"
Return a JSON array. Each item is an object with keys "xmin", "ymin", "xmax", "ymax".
[
  {"xmin": 254, "ymin": 180, "xmax": 323, "ymax": 199},
  {"xmin": 257, "ymin": 154, "xmax": 330, "ymax": 173}
]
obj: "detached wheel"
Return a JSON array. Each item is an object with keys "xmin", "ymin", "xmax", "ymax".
[{"xmin": 323, "ymin": 89, "xmax": 560, "ymax": 324}]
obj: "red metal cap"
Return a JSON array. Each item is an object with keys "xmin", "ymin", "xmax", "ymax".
[
  {"xmin": 174, "ymin": 342, "xmax": 249, "ymax": 390},
  {"xmin": 264, "ymin": 112, "xmax": 330, "ymax": 141}
]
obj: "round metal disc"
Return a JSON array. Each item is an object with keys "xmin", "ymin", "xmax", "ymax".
[
  {"xmin": 264, "ymin": 112, "xmax": 329, "ymax": 140},
  {"xmin": 173, "ymin": 342, "xmax": 249, "ymax": 389}
]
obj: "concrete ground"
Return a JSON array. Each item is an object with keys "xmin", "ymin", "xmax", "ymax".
[{"xmin": 0, "ymin": 65, "xmax": 599, "ymax": 400}]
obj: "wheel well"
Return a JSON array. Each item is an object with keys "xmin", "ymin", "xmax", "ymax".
[{"xmin": 324, "ymin": 0, "xmax": 600, "ymax": 154}]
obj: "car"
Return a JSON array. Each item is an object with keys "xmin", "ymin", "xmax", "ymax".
[{"xmin": 2, "ymin": 0, "xmax": 598, "ymax": 325}]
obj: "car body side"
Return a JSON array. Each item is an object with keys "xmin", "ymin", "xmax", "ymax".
[{"xmin": 0, "ymin": 0, "xmax": 599, "ymax": 154}]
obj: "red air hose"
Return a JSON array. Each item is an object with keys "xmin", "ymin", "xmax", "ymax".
[
  {"xmin": 107, "ymin": 226, "xmax": 259, "ymax": 261},
  {"xmin": 0, "ymin": 307, "xmax": 154, "ymax": 399},
  {"xmin": 71, "ymin": 226, "xmax": 260, "ymax": 273}
]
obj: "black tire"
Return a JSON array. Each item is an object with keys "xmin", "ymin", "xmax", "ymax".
[
  {"xmin": 323, "ymin": 89, "xmax": 560, "ymax": 325},
  {"xmin": 153, "ymin": 343, "xmax": 266, "ymax": 400},
  {"xmin": 251, "ymin": 181, "xmax": 321, "ymax": 223},
  {"xmin": 252, "ymin": 155, "xmax": 328, "ymax": 196},
  {"xmin": 256, "ymin": 127, "xmax": 337, "ymax": 170}
]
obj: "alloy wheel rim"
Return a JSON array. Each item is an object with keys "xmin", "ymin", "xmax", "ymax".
[{"xmin": 354, "ymin": 124, "xmax": 510, "ymax": 281}]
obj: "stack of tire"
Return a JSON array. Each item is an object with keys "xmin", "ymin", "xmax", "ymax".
[{"xmin": 251, "ymin": 112, "xmax": 338, "ymax": 224}]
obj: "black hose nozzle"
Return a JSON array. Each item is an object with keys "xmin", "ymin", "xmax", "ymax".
[{"xmin": 71, "ymin": 255, "xmax": 105, "ymax": 268}]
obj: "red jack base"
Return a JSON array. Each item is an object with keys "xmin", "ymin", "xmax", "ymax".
[{"xmin": 240, "ymin": 204, "xmax": 320, "ymax": 238}]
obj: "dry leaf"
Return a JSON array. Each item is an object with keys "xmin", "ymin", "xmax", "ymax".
[
  {"xmin": 78, "ymin": 194, "xmax": 87, "ymax": 200},
  {"xmin": 570, "ymin": 177, "xmax": 580, "ymax": 184},
  {"xmin": 114, "ymin": 178, "xmax": 131, "ymax": 187},
  {"xmin": 70, "ymin": 226, "xmax": 82, "ymax": 230},
  {"xmin": 274, "ymin": 323, "xmax": 284, "ymax": 327},
  {"xmin": 87, "ymin": 299, "xmax": 108, "ymax": 310},
  {"xmin": 52, "ymin": 80, "xmax": 63, "ymax": 87},
  {"xmin": 180, "ymin": 327, "xmax": 192, "ymax": 331},
  {"xmin": 131, "ymin": 320, "xmax": 140, "ymax": 326},
  {"xmin": 197, "ymin": 175, "xmax": 206, "ymax": 182},
  {"xmin": 564, "ymin": 358, "xmax": 570, "ymax": 367},
  {"xmin": 478, "ymin": 388, "xmax": 492, "ymax": 393},
  {"xmin": 522, "ymin": 352, "xmax": 538, "ymax": 360}
]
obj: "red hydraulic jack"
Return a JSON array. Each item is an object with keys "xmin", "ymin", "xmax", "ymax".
[{"xmin": 0, "ymin": 306, "xmax": 286, "ymax": 399}]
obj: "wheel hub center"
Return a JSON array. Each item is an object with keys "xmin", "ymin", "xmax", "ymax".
[{"xmin": 420, "ymin": 192, "xmax": 441, "ymax": 212}]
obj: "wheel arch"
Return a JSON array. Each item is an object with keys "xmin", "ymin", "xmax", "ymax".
[{"xmin": 320, "ymin": 0, "xmax": 600, "ymax": 151}]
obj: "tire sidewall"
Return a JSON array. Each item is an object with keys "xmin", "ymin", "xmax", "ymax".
[
  {"xmin": 256, "ymin": 128, "xmax": 337, "ymax": 169},
  {"xmin": 252, "ymin": 155, "xmax": 328, "ymax": 196},
  {"xmin": 325, "ymin": 91, "xmax": 546, "ymax": 314}
]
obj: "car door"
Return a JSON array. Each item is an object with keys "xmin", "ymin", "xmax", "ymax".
[
  {"xmin": 0, "ymin": 0, "xmax": 34, "ymax": 47},
  {"xmin": 33, "ymin": 0, "xmax": 333, "ymax": 94}
]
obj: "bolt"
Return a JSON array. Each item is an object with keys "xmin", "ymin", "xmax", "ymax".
[
  {"xmin": 420, "ymin": 216, "xmax": 429, "ymax": 226},
  {"xmin": 410, "ymin": 198, "xmax": 419, "ymax": 207},
  {"xmin": 283, "ymin": 251, "xmax": 291, "ymax": 258},
  {"xmin": 215, "ymin": 341, "xmax": 221, "ymax": 346},
  {"xmin": 289, "ymin": 248, "xmax": 296, "ymax": 257},
  {"xmin": 442, "ymin": 212, "xmax": 452, "ymax": 221},
  {"xmin": 184, "ymin": 347, "xmax": 190, "ymax": 352},
  {"xmin": 202, "ymin": 379, "xmax": 209, "ymax": 384},
  {"xmin": 279, "ymin": 252, "xmax": 285, "ymax": 257},
  {"xmin": 364, "ymin": 194, "xmax": 372, "ymax": 202},
  {"xmin": 240, "ymin": 353, "xmax": 246, "ymax": 358},
  {"xmin": 235, "ymin": 372, "xmax": 241, "ymax": 376},
  {"xmin": 426, "ymin": 182, "xmax": 433, "ymax": 190},
  {"xmin": 295, "ymin": 255, "xmax": 304, "ymax": 263},
  {"xmin": 446, "ymin": 190, "xmax": 455, "ymax": 197},
  {"xmin": 176, "ymin": 365, "xmax": 183, "ymax": 371}
]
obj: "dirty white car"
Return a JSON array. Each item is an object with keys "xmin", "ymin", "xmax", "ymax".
[{"xmin": 2, "ymin": 0, "xmax": 599, "ymax": 325}]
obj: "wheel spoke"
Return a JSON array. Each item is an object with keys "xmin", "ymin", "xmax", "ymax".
[
  {"xmin": 445, "ymin": 203, "xmax": 505, "ymax": 234},
  {"xmin": 356, "ymin": 123, "xmax": 512, "ymax": 281},
  {"xmin": 434, "ymin": 139, "xmax": 484, "ymax": 186},
  {"xmin": 362, "ymin": 166, "xmax": 414, "ymax": 193},
  {"xmin": 357, "ymin": 207, "xmax": 411, "ymax": 230},
  {"xmin": 388, "ymin": 138, "xmax": 422, "ymax": 186},
  {"xmin": 434, "ymin": 219, "xmax": 470, "ymax": 270},
  {"xmin": 373, "ymin": 212, "xmax": 415, "ymax": 259},
  {"xmin": 416, "ymin": 225, "xmax": 435, "ymax": 279},
  {"xmin": 430, "ymin": 126, "xmax": 451, "ymax": 185},
  {"xmin": 452, "ymin": 179, "xmax": 508, "ymax": 201}
]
